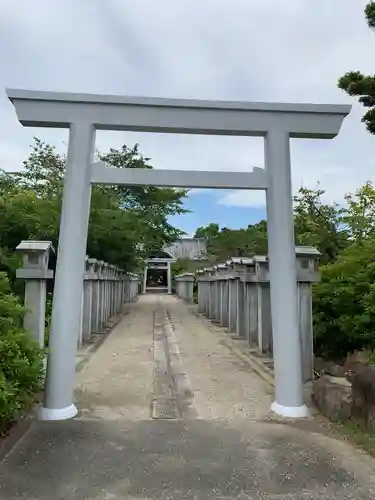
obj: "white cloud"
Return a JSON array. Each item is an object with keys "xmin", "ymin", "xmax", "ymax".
[
  {"xmin": 0, "ymin": 0, "xmax": 374, "ymax": 213},
  {"xmin": 218, "ymin": 190, "xmax": 266, "ymax": 209}
]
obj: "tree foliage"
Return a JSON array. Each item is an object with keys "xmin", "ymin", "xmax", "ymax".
[
  {"xmin": 338, "ymin": 2, "xmax": 375, "ymax": 133},
  {"xmin": 0, "ymin": 138, "xmax": 188, "ymax": 276},
  {"xmin": 365, "ymin": 0, "xmax": 375, "ymax": 28},
  {"xmin": 194, "ymin": 221, "xmax": 268, "ymax": 262},
  {"xmin": 313, "ymin": 239, "xmax": 375, "ymax": 359},
  {"xmin": 343, "ymin": 181, "xmax": 375, "ymax": 241},
  {"xmin": 293, "ymin": 186, "xmax": 348, "ymax": 264},
  {"xmin": 0, "ymin": 273, "xmax": 44, "ymax": 433}
]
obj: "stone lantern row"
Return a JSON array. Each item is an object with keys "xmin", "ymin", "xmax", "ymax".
[
  {"xmin": 16, "ymin": 240, "xmax": 141, "ymax": 348},
  {"xmin": 80, "ymin": 257, "xmax": 141, "ymax": 345},
  {"xmin": 175, "ymin": 246, "xmax": 321, "ymax": 383}
]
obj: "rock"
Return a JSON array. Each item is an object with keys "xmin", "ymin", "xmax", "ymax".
[
  {"xmin": 314, "ymin": 357, "xmax": 346, "ymax": 377},
  {"xmin": 312, "ymin": 375, "xmax": 352, "ymax": 422},
  {"xmin": 349, "ymin": 364, "xmax": 375, "ymax": 429},
  {"xmin": 344, "ymin": 350, "xmax": 370, "ymax": 374}
]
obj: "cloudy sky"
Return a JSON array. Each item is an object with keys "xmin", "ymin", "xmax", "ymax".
[{"xmin": 1, "ymin": 0, "xmax": 374, "ymax": 235}]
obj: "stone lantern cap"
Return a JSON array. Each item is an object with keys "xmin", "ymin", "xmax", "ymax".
[{"xmin": 16, "ymin": 240, "xmax": 55, "ymax": 279}]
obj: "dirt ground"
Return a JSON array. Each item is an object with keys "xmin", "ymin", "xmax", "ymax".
[{"xmin": 1, "ymin": 294, "xmax": 375, "ymax": 499}]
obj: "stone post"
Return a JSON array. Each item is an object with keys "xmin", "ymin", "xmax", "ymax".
[
  {"xmin": 236, "ymin": 279, "xmax": 246, "ymax": 338},
  {"xmin": 16, "ymin": 241, "xmax": 54, "ymax": 348},
  {"xmin": 175, "ymin": 273, "xmax": 194, "ymax": 302},
  {"xmin": 167, "ymin": 261, "xmax": 172, "ymax": 294},
  {"xmin": 208, "ymin": 279, "xmax": 216, "ymax": 319},
  {"xmin": 295, "ymin": 246, "xmax": 321, "ymax": 383},
  {"xmin": 124, "ymin": 274, "xmax": 130, "ymax": 303},
  {"xmin": 196, "ymin": 271, "xmax": 209, "ymax": 314},
  {"xmin": 221, "ymin": 279, "xmax": 229, "ymax": 327},
  {"xmin": 81, "ymin": 256, "xmax": 95, "ymax": 344},
  {"xmin": 97, "ymin": 261, "xmax": 105, "ymax": 330},
  {"xmin": 117, "ymin": 269, "xmax": 123, "ymax": 313},
  {"xmin": 214, "ymin": 277, "xmax": 221, "ymax": 322},
  {"xmin": 90, "ymin": 259, "xmax": 100, "ymax": 333},
  {"xmin": 128, "ymin": 273, "xmax": 140, "ymax": 301},
  {"xmin": 143, "ymin": 266, "xmax": 148, "ymax": 294},
  {"xmin": 108, "ymin": 265, "xmax": 113, "ymax": 318},
  {"xmin": 228, "ymin": 277, "xmax": 238, "ymax": 333}
]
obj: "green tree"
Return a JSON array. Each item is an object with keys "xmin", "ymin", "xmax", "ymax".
[
  {"xmin": 98, "ymin": 145, "xmax": 187, "ymax": 257},
  {"xmin": 313, "ymin": 237, "xmax": 375, "ymax": 359},
  {"xmin": 1, "ymin": 139, "xmax": 188, "ymax": 275},
  {"xmin": 0, "ymin": 272, "xmax": 44, "ymax": 432},
  {"xmin": 343, "ymin": 181, "xmax": 375, "ymax": 241},
  {"xmin": 338, "ymin": 2, "xmax": 375, "ymax": 133},
  {"xmin": 194, "ymin": 223, "xmax": 220, "ymax": 240},
  {"xmin": 293, "ymin": 186, "xmax": 348, "ymax": 264},
  {"xmin": 193, "ymin": 221, "xmax": 268, "ymax": 262}
]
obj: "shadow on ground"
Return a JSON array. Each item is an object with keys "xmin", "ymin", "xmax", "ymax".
[{"xmin": 0, "ymin": 417, "xmax": 373, "ymax": 500}]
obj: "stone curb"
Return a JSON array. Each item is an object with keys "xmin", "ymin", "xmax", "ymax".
[{"xmin": 220, "ymin": 336, "xmax": 275, "ymax": 387}]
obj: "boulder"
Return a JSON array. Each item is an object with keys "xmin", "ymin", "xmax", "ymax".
[
  {"xmin": 349, "ymin": 365, "xmax": 375, "ymax": 429},
  {"xmin": 312, "ymin": 375, "xmax": 352, "ymax": 422},
  {"xmin": 343, "ymin": 350, "xmax": 370, "ymax": 375},
  {"xmin": 314, "ymin": 356, "xmax": 346, "ymax": 377}
]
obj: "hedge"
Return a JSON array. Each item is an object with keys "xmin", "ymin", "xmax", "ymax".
[{"xmin": 0, "ymin": 272, "xmax": 44, "ymax": 434}]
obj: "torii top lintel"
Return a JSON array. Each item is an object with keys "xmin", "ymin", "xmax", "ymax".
[{"xmin": 7, "ymin": 88, "xmax": 351, "ymax": 139}]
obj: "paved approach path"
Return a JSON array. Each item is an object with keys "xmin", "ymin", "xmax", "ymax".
[{"xmin": 2, "ymin": 295, "xmax": 375, "ymax": 499}]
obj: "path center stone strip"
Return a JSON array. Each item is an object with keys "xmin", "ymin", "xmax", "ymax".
[
  {"xmin": 151, "ymin": 302, "xmax": 197, "ymax": 419},
  {"xmin": 152, "ymin": 308, "xmax": 178, "ymax": 419},
  {"xmin": 165, "ymin": 309, "xmax": 198, "ymax": 419}
]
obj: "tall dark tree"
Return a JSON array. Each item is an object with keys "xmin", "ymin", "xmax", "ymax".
[{"xmin": 338, "ymin": 2, "xmax": 375, "ymax": 133}]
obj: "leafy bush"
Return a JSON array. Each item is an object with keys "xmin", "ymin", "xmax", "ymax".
[
  {"xmin": 44, "ymin": 294, "xmax": 53, "ymax": 347},
  {"xmin": 0, "ymin": 272, "xmax": 44, "ymax": 434},
  {"xmin": 313, "ymin": 239, "xmax": 375, "ymax": 359}
]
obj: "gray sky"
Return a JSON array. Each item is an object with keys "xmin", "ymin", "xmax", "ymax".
[{"xmin": 1, "ymin": 0, "xmax": 374, "ymax": 210}]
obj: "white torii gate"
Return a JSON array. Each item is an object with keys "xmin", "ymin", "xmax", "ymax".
[{"xmin": 7, "ymin": 88, "xmax": 350, "ymax": 421}]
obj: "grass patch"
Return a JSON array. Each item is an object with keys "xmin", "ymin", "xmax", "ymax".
[{"xmin": 331, "ymin": 419, "xmax": 375, "ymax": 457}]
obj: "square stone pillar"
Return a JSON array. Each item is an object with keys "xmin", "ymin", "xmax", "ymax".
[
  {"xmin": 196, "ymin": 272, "xmax": 209, "ymax": 314},
  {"xmin": 221, "ymin": 280, "xmax": 229, "ymax": 327},
  {"xmin": 175, "ymin": 273, "xmax": 194, "ymax": 302},
  {"xmin": 295, "ymin": 246, "xmax": 321, "ymax": 383},
  {"xmin": 214, "ymin": 280, "xmax": 221, "ymax": 322},
  {"xmin": 236, "ymin": 280, "xmax": 246, "ymax": 338},
  {"xmin": 16, "ymin": 240, "xmax": 55, "ymax": 348},
  {"xmin": 90, "ymin": 260, "xmax": 100, "ymax": 333},
  {"xmin": 201, "ymin": 282, "xmax": 209, "ymax": 314},
  {"xmin": 228, "ymin": 278, "xmax": 238, "ymax": 332},
  {"xmin": 97, "ymin": 261, "xmax": 105, "ymax": 330},
  {"xmin": 210, "ymin": 280, "xmax": 217, "ymax": 319},
  {"xmin": 167, "ymin": 261, "xmax": 172, "ymax": 294},
  {"xmin": 81, "ymin": 256, "xmax": 95, "ymax": 344}
]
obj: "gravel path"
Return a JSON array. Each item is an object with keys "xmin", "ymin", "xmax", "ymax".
[{"xmin": 1, "ymin": 294, "xmax": 375, "ymax": 499}]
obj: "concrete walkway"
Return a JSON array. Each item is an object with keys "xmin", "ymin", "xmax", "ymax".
[{"xmin": 1, "ymin": 295, "xmax": 375, "ymax": 499}]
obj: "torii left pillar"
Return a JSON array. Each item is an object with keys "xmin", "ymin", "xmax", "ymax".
[{"xmin": 40, "ymin": 124, "xmax": 95, "ymax": 420}]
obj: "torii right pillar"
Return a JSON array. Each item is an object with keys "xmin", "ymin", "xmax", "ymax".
[{"xmin": 266, "ymin": 130, "xmax": 309, "ymax": 417}]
